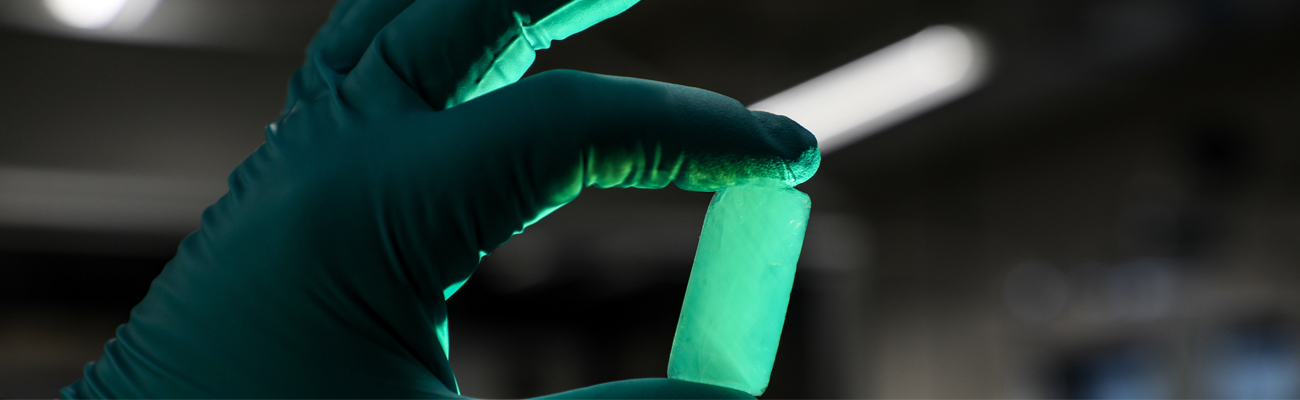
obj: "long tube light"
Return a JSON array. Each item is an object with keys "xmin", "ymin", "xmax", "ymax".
[
  {"xmin": 43, "ymin": 0, "xmax": 157, "ymax": 31},
  {"xmin": 0, "ymin": 167, "xmax": 224, "ymax": 233},
  {"xmin": 749, "ymin": 25, "xmax": 988, "ymax": 153}
]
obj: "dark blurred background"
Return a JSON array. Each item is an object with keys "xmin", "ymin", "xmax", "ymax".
[{"xmin": 3, "ymin": 0, "xmax": 1300, "ymax": 398}]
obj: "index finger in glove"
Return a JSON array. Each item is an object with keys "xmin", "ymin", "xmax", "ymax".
[
  {"xmin": 456, "ymin": 70, "xmax": 819, "ymax": 191},
  {"xmin": 392, "ymin": 70, "xmax": 819, "ymax": 249}
]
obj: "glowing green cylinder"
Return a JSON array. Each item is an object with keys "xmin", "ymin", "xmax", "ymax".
[{"xmin": 667, "ymin": 179, "xmax": 811, "ymax": 396}]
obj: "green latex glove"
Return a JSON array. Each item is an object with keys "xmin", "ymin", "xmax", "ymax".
[{"xmin": 62, "ymin": 0, "xmax": 818, "ymax": 398}]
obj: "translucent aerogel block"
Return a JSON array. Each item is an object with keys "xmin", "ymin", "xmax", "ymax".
[{"xmin": 667, "ymin": 179, "xmax": 811, "ymax": 396}]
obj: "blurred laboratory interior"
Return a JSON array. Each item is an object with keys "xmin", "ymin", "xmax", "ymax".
[{"xmin": 3, "ymin": 0, "xmax": 1300, "ymax": 398}]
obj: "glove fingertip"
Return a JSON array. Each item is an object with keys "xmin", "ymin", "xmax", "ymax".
[{"xmin": 749, "ymin": 111, "xmax": 820, "ymax": 186}]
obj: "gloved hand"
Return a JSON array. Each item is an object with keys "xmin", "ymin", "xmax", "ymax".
[{"xmin": 62, "ymin": 0, "xmax": 818, "ymax": 398}]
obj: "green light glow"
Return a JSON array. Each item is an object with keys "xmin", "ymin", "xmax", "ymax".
[{"xmin": 668, "ymin": 179, "xmax": 811, "ymax": 396}]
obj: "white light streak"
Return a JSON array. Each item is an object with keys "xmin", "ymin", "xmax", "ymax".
[
  {"xmin": 749, "ymin": 25, "xmax": 988, "ymax": 153},
  {"xmin": 44, "ymin": 0, "xmax": 130, "ymax": 29},
  {"xmin": 43, "ymin": 0, "xmax": 157, "ymax": 31},
  {"xmin": 0, "ymin": 167, "xmax": 225, "ymax": 233}
]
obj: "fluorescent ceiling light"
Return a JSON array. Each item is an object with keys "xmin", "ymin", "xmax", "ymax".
[
  {"xmin": 749, "ymin": 25, "xmax": 988, "ymax": 153},
  {"xmin": 44, "ymin": 0, "xmax": 129, "ymax": 29},
  {"xmin": 43, "ymin": 0, "xmax": 157, "ymax": 30},
  {"xmin": 0, "ymin": 167, "xmax": 225, "ymax": 233}
]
